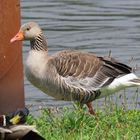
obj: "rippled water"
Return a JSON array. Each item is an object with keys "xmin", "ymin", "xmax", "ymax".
[{"xmin": 21, "ymin": 0, "xmax": 140, "ymax": 111}]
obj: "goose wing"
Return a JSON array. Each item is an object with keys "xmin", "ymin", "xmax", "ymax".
[{"xmin": 51, "ymin": 50, "xmax": 132, "ymax": 91}]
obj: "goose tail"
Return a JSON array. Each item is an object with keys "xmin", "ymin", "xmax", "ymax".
[
  {"xmin": 108, "ymin": 73, "xmax": 140, "ymax": 89},
  {"xmin": 99, "ymin": 73, "xmax": 140, "ymax": 98},
  {"xmin": 129, "ymin": 77, "xmax": 140, "ymax": 86}
]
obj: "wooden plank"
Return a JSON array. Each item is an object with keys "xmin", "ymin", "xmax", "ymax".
[{"xmin": 0, "ymin": 0, "xmax": 25, "ymax": 114}]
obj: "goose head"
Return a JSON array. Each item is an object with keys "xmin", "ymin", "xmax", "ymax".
[{"xmin": 10, "ymin": 22, "xmax": 42, "ymax": 43}]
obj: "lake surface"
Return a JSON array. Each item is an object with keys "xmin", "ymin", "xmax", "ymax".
[{"xmin": 21, "ymin": 0, "xmax": 140, "ymax": 112}]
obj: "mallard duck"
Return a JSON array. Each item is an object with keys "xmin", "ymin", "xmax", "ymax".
[
  {"xmin": 0, "ymin": 125, "xmax": 44, "ymax": 140},
  {"xmin": 10, "ymin": 22, "xmax": 140, "ymax": 114},
  {"xmin": 0, "ymin": 108, "xmax": 29, "ymax": 126}
]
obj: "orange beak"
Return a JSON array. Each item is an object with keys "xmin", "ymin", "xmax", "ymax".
[{"xmin": 10, "ymin": 31, "xmax": 24, "ymax": 43}]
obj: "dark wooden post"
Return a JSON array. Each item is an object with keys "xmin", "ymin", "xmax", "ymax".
[{"xmin": 0, "ymin": 0, "xmax": 25, "ymax": 114}]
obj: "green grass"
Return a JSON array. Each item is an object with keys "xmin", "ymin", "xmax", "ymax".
[{"xmin": 26, "ymin": 104, "xmax": 140, "ymax": 140}]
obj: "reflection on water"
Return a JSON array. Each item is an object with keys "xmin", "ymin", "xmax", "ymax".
[{"xmin": 21, "ymin": 0, "xmax": 140, "ymax": 111}]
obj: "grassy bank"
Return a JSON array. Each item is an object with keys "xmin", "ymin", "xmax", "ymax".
[{"xmin": 27, "ymin": 104, "xmax": 140, "ymax": 140}]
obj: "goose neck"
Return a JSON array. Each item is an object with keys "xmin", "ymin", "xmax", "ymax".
[{"xmin": 30, "ymin": 33, "xmax": 48, "ymax": 51}]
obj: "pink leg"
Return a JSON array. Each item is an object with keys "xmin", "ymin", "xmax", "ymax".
[{"xmin": 86, "ymin": 102, "xmax": 96, "ymax": 115}]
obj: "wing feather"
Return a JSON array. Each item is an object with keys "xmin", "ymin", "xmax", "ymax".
[{"xmin": 51, "ymin": 50, "xmax": 132, "ymax": 92}]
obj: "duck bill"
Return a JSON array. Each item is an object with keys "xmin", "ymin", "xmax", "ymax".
[
  {"xmin": 10, "ymin": 31, "xmax": 24, "ymax": 43},
  {"xmin": 9, "ymin": 114, "xmax": 21, "ymax": 125}
]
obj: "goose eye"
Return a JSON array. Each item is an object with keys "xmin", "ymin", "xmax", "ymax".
[{"xmin": 26, "ymin": 27, "xmax": 30, "ymax": 31}]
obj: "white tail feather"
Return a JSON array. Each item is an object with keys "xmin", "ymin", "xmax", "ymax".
[
  {"xmin": 129, "ymin": 78, "xmax": 140, "ymax": 86},
  {"xmin": 99, "ymin": 73, "xmax": 140, "ymax": 98},
  {"xmin": 109, "ymin": 73, "xmax": 140, "ymax": 88}
]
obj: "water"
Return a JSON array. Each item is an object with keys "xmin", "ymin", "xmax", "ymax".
[{"xmin": 21, "ymin": 0, "xmax": 140, "ymax": 111}]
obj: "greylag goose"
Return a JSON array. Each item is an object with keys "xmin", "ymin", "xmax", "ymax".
[{"xmin": 10, "ymin": 22, "xmax": 140, "ymax": 115}]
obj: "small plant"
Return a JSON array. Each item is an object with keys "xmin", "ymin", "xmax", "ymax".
[{"xmin": 27, "ymin": 103, "xmax": 140, "ymax": 140}]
